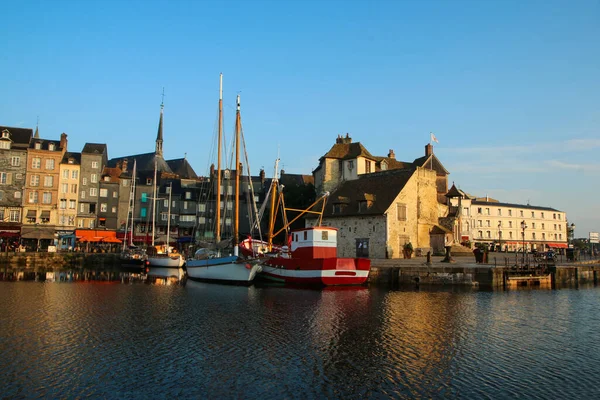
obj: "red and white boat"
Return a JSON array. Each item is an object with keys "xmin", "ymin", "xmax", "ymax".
[{"xmin": 259, "ymin": 226, "xmax": 370, "ymax": 286}]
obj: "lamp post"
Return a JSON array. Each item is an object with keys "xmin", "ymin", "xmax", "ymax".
[
  {"xmin": 570, "ymin": 223, "xmax": 575, "ymax": 247},
  {"xmin": 498, "ymin": 221, "xmax": 502, "ymax": 252},
  {"xmin": 521, "ymin": 220, "xmax": 527, "ymax": 265}
]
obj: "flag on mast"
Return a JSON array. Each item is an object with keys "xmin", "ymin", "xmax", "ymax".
[{"xmin": 430, "ymin": 132, "xmax": 439, "ymax": 144}]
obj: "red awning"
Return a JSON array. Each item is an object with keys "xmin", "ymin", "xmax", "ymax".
[{"xmin": 548, "ymin": 242, "xmax": 568, "ymax": 248}]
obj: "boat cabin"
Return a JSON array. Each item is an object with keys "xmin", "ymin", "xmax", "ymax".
[{"xmin": 290, "ymin": 227, "xmax": 338, "ymax": 259}]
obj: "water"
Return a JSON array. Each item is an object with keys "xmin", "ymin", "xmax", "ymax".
[{"xmin": 1, "ymin": 282, "xmax": 599, "ymax": 399}]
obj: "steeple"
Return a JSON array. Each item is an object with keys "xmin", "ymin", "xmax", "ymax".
[
  {"xmin": 34, "ymin": 117, "xmax": 39, "ymax": 138},
  {"xmin": 155, "ymin": 88, "xmax": 164, "ymax": 157}
]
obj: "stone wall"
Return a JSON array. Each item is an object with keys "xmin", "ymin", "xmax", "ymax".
[{"xmin": 317, "ymin": 215, "xmax": 388, "ymax": 258}]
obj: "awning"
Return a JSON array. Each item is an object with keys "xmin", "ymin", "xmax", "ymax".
[
  {"xmin": 0, "ymin": 231, "xmax": 19, "ymax": 238},
  {"xmin": 102, "ymin": 237, "xmax": 122, "ymax": 243},
  {"xmin": 21, "ymin": 226, "xmax": 56, "ymax": 240},
  {"xmin": 75, "ymin": 229, "xmax": 118, "ymax": 242},
  {"xmin": 547, "ymin": 242, "xmax": 568, "ymax": 248},
  {"xmin": 26, "ymin": 210, "xmax": 36, "ymax": 218},
  {"xmin": 40, "ymin": 210, "xmax": 50, "ymax": 218}
]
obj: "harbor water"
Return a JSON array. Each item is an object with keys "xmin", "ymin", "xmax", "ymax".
[{"xmin": 1, "ymin": 281, "xmax": 599, "ymax": 399}]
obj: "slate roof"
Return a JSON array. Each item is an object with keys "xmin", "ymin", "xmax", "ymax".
[
  {"xmin": 166, "ymin": 158, "xmax": 198, "ymax": 180},
  {"xmin": 61, "ymin": 152, "xmax": 81, "ymax": 165},
  {"xmin": 82, "ymin": 143, "xmax": 107, "ymax": 155},
  {"xmin": 0, "ymin": 126, "xmax": 33, "ymax": 148},
  {"xmin": 28, "ymin": 138, "xmax": 62, "ymax": 151},
  {"xmin": 108, "ymin": 152, "xmax": 174, "ymax": 175},
  {"xmin": 321, "ymin": 168, "xmax": 415, "ymax": 217},
  {"xmin": 471, "ymin": 200, "xmax": 561, "ymax": 212},
  {"xmin": 412, "ymin": 154, "xmax": 449, "ymax": 174},
  {"xmin": 372, "ymin": 156, "xmax": 412, "ymax": 171},
  {"xmin": 321, "ymin": 142, "xmax": 376, "ymax": 161},
  {"xmin": 280, "ymin": 172, "xmax": 314, "ymax": 186}
]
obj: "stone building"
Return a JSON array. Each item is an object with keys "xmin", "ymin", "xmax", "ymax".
[
  {"xmin": 21, "ymin": 132, "xmax": 68, "ymax": 249},
  {"xmin": 98, "ymin": 166, "xmax": 121, "ymax": 230},
  {"xmin": 57, "ymin": 152, "xmax": 80, "ymax": 250},
  {"xmin": 77, "ymin": 143, "xmax": 108, "ymax": 229},
  {"xmin": 307, "ymin": 166, "xmax": 439, "ymax": 259},
  {"xmin": 0, "ymin": 126, "xmax": 32, "ymax": 242},
  {"xmin": 445, "ymin": 184, "xmax": 569, "ymax": 252}
]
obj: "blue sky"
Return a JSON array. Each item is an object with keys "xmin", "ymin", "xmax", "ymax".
[{"xmin": 1, "ymin": 0, "xmax": 599, "ymax": 237}]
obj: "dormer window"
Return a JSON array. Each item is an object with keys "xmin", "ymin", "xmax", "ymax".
[
  {"xmin": 147, "ymin": 178, "xmax": 152, "ymax": 185},
  {"xmin": 104, "ymin": 176, "xmax": 110, "ymax": 182},
  {"xmin": 48, "ymin": 143, "xmax": 55, "ymax": 151},
  {"xmin": 1, "ymin": 129, "xmax": 9, "ymax": 138},
  {"xmin": 358, "ymin": 200, "xmax": 368, "ymax": 212},
  {"xmin": 34, "ymin": 142, "xmax": 42, "ymax": 150},
  {"xmin": 333, "ymin": 203, "xmax": 347, "ymax": 214},
  {"xmin": 347, "ymin": 160, "xmax": 354, "ymax": 170},
  {"xmin": 381, "ymin": 160, "xmax": 388, "ymax": 171}
]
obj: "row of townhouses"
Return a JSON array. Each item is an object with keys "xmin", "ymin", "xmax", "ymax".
[{"xmin": 0, "ymin": 111, "xmax": 569, "ymax": 257}]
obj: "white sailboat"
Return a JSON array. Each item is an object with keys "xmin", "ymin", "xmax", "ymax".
[
  {"xmin": 186, "ymin": 74, "xmax": 262, "ymax": 284},
  {"xmin": 120, "ymin": 160, "xmax": 146, "ymax": 269},
  {"xmin": 146, "ymin": 119, "xmax": 185, "ymax": 281}
]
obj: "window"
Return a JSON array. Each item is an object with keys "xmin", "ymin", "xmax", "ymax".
[
  {"xmin": 141, "ymin": 193, "xmax": 147, "ymax": 202},
  {"xmin": 397, "ymin": 204, "xmax": 407, "ymax": 221},
  {"xmin": 71, "ymin": 184, "xmax": 77, "ymax": 193},
  {"xmin": 478, "ymin": 220, "xmax": 482, "ymax": 227},
  {"xmin": 69, "ymin": 200, "xmax": 76, "ymax": 209},
  {"xmin": 100, "ymin": 203, "xmax": 107, "ymax": 212},
  {"xmin": 14, "ymin": 191, "xmax": 21, "ymax": 199},
  {"xmin": 358, "ymin": 201, "xmax": 367, "ymax": 212},
  {"xmin": 164, "ymin": 199, "xmax": 168, "ymax": 207},
  {"xmin": 32, "ymin": 158, "xmax": 41, "ymax": 169},
  {"xmin": 509, "ymin": 221, "xmax": 512, "ymax": 228},
  {"xmin": 508, "ymin": 209, "xmax": 512, "ymax": 216},
  {"xmin": 559, "ymin": 234, "xmax": 562, "ymax": 240},
  {"xmin": 477, "ymin": 207, "xmax": 482, "ymax": 215},
  {"xmin": 509, "ymin": 232, "xmax": 513, "ymax": 239},
  {"xmin": 43, "ymin": 176, "xmax": 53, "ymax": 187},
  {"xmin": 100, "ymin": 188, "xmax": 108, "ymax": 197},
  {"xmin": 82, "ymin": 178, "xmax": 87, "ymax": 186},
  {"xmin": 111, "ymin": 206, "xmax": 117, "ymax": 213},
  {"xmin": 198, "ymin": 204, "xmax": 205, "ymax": 212},
  {"xmin": 180, "ymin": 215, "xmax": 195, "ymax": 222},
  {"xmin": 45, "ymin": 159, "xmax": 55, "ymax": 170},
  {"xmin": 48, "ymin": 143, "xmax": 55, "ymax": 151},
  {"xmin": 10, "ymin": 157, "xmax": 20, "ymax": 166},
  {"xmin": 112, "ymin": 191, "xmax": 117, "ymax": 198},
  {"xmin": 80, "ymin": 203, "xmax": 85, "ymax": 213},
  {"xmin": 91, "ymin": 174, "xmax": 97, "ymax": 183},
  {"xmin": 123, "ymin": 179, "xmax": 129, "ymax": 187},
  {"xmin": 62, "ymin": 170, "xmax": 69, "ymax": 179},
  {"xmin": 161, "ymin": 213, "xmax": 168, "ymax": 221},
  {"xmin": 532, "ymin": 223, "xmax": 536, "ymax": 229},
  {"xmin": 558, "ymin": 214, "xmax": 562, "ymax": 220},
  {"xmin": 486, "ymin": 208, "xmax": 490, "ymax": 215},
  {"xmin": 559, "ymin": 224, "xmax": 562, "ymax": 231},
  {"xmin": 198, "ymin": 216, "xmax": 206, "ymax": 224},
  {"xmin": 42, "ymin": 192, "xmax": 52, "ymax": 204},
  {"xmin": 9, "ymin": 210, "xmax": 20, "ymax": 222},
  {"xmin": 68, "ymin": 216, "xmax": 75, "ymax": 225},
  {"xmin": 0, "ymin": 141, "xmax": 9, "ymax": 149},
  {"xmin": 81, "ymin": 191, "xmax": 86, "ymax": 199},
  {"xmin": 542, "ymin": 223, "xmax": 545, "ymax": 229},
  {"xmin": 498, "ymin": 209, "xmax": 501, "ymax": 216},
  {"xmin": 554, "ymin": 224, "xmax": 557, "ymax": 230},
  {"xmin": 92, "ymin": 161, "xmax": 98, "ymax": 169},
  {"xmin": 90, "ymin": 188, "xmax": 97, "ymax": 196},
  {"xmin": 34, "ymin": 142, "xmax": 41, "ymax": 149},
  {"xmin": 29, "ymin": 191, "xmax": 38, "ymax": 203},
  {"xmin": 553, "ymin": 213, "xmax": 556, "ymax": 219},
  {"xmin": 486, "ymin": 220, "xmax": 490, "ymax": 227},
  {"xmin": 72, "ymin": 170, "xmax": 78, "ymax": 179},
  {"xmin": 520, "ymin": 210, "xmax": 524, "ymax": 217},
  {"xmin": 541, "ymin": 212, "xmax": 545, "ymax": 218},
  {"xmin": 60, "ymin": 199, "xmax": 67, "ymax": 209},
  {"xmin": 478, "ymin": 231, "xmax": 483, "ymax": 238},
  {"xmin": 61, "ymin": 183, "xmax": 68, "ymax": 193},
  {"xmin": 463, "ymin": 207, "xmax": 469, "ymax": 216},
  {"xmin": 486, "ymin": 231, "xmax": 491, "ymax": 238},
  {"xmin": 0, "ymin": 172, "xmax": 7, "ymax": 184},
  {"xmin": 532, "ymin": 233, "xmax": 536, "ymax": 239},
  {"xmin": 542, "ymin": 233, "xmax": 546, "ymax": 239},
  {"xmin": 140, "ymin": 208, "xmax": 147, "ymax": 218},
  {"xmin": 185, "ymin": 192, "xmax": 191, "ymax": 200},
  {"xmin": 531, "ymin": 211, "xmax": 535, "ymax": 218},
  {"xmin": 365, "ymin": 160, "xmax": 371, "ymax": 173},
  {"xmin": 183, "ymin": 201, "xmax": 188, "ymax": 210}
]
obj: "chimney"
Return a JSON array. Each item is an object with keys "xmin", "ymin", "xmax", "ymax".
[
  {"xmin": 60, "ymin": 133, "xmax": 68, "ymax": 150},
  {"xmin": 122, "ymin": 159, "xmax": 128, "ymax": 173},
  {"xmin": 280, "ymin": 169, "xmax": 285, "ymax": 176},
  {"xmin": 388, "ymin": 149, "xmax": 395, "ymax": 159},
  {"xmin": 425, "ymin": 143, "xmax": 433, "ymax": 157},
  {"xmin": 336, "ymin": 134, "xmax": 342, "ymax": 144},
  {"xmin": 210, "ymin": 163, "xmax": 215, "ymax": 178},
  {"xmin": 341, "ymin": 133, "xmax": 352, "ymax": 144}
]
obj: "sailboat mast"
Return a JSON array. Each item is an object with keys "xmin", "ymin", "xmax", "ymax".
[
  {"xmin": 234, "ymin": 94, "xmax": 240, "ymax": 248},
  {"xmin": 152, "ymin": 160, "xmax": 157, "ymax": 247},
  {"xmin": 166, "ymin": 182, "xmax": 172, "ymax": 255},
  {"xmin": 267, "ymin": 159, "xmax": 280, "ymax": 250},
  {"xmin": 216, "ymin": 73, "xmax": 223, "ymax": 244},
  {"xmin": 129, "ymin": 160, "xmax": 137, "ymax": 247}
]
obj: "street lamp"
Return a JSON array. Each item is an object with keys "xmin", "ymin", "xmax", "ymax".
[
  {"xmin": 521, "ymin": 220, "xmax": 527, "ymax": 265},
  {"xmin": 570, "ymin": 223, "xmax": 576, "ymax": 247},
  {"xmin": 498, "ymin": 221, "xmax": 502, "ymax": 252}
]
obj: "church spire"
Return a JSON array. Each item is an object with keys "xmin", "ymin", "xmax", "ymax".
[
  {"xmin": 34, "ymin": 116, "xmax": 39, "ymax": 138},
  {"xmin": 155, "ymin": 88, "xmax": 164, "ymax": 157}
]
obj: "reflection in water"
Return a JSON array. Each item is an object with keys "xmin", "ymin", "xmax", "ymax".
[{"xmin": 1, "ymin": 282, "xmax": 599, "ymax": 399}]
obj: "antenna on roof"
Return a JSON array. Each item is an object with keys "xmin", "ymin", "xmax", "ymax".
[{"xmin": 160, "ymin": 87, "xmax": 165, "ymax": 108}]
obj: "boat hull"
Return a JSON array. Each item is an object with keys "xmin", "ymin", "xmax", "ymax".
[
  {"xmin": 147, "ymin": 254, "xmax": 185, "ymax": 279},
  {"xmin": 260, "ymin": 257, "xmax": 370, "ymax": 286},
  {"xmin": 186, "ymin": 255, "xmax": 262, "ymax": 284}
]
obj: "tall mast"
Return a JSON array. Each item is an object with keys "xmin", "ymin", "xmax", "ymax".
[
  {"xmin": 267, "ymin": 159, "xmax": 280, "ymax": 250},
  {"xmin": 130, "ymin": 159, "xmax": 137, "ymax": 247},
  {"xmin": 151, "ymin": 159, "xmax": 157, "ymax": 247},
  {"xmin": 234, "ymin": 94, "xmax": 241, "ymax": 251},
  {"xmin": 215, "ymin": 73, "xmax": 223, "ymax": 244},
  {"xmin": 166, "ymin": 182, "xmax": 172, "ymax": 255}
]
